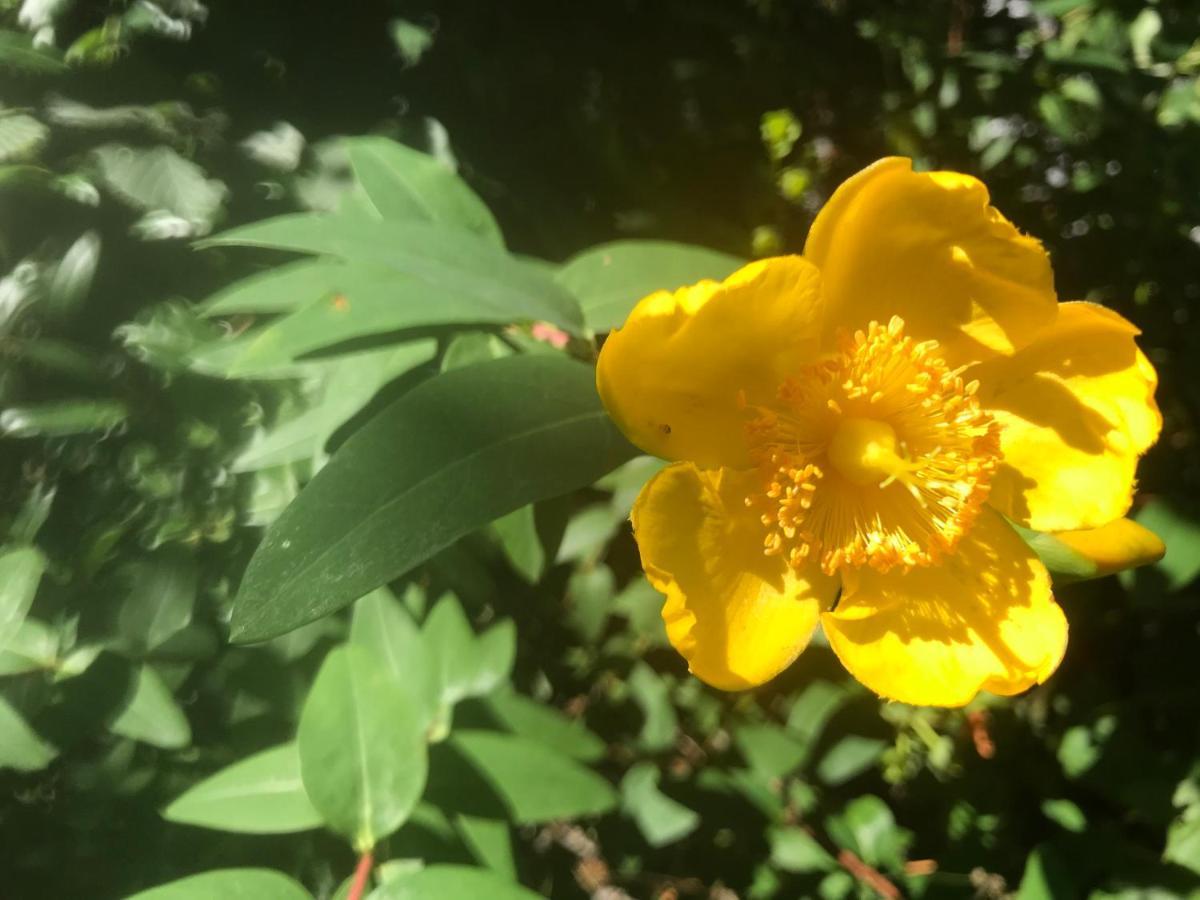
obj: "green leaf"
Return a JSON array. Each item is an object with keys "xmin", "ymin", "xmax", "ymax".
[
  {"xmin": 0, "ymin": 114, "xmax": 49, "ymax": 163},
  {"xmin": 557, "ymin": 240, "xmax": 745, "ymax": 333},
  {"xmin": 231, "ymin": 354, "xmax": 635, "ymax": 642},
  {"xmin": 164, "ymin": 743, "xmax": 323, "ymax": 834},
  {"xmin": 231, "ymin": 344, "xmax": 436, "ymax": 469},
  {"xmin": 620, "ymin": 762, "xmax": 700, "ymax": 847},
  {"xmin": 628, "ymin": 661, "xmax": 678, "ymax": 752},
  {"xmin": 1134, "ymin": 499, "xmax": 1200, "ymax": 591},
  {"xmin": 350, "ymin": 588, "xmax": 439, "ymax": 732},
  {"xmin": 0, "ymin": 617, "xmax": 57, "ymax": 675},
  {"xmin": 123, "ymin": 869, "xmax": 313, "ymax": 900},
  {"xmin": 422, "ymin": 593, "xmax": 514, "ymax": 706},
  {"xmin": 199, "ymin": 214, "xmax": 582, "ymax": 334},
  {"xmin": 0, "ymin": 545, "xmax": 46, "ymax": 652},
  {"xmin": 816, "ymin": 735, "xmax": 886, "ymax": 786},
  {"xmin": 373, "ymin": 865, "xmax": 541, "ymax": 900},
  {"xmin": 111, "ymin": 550, "xmax": 197, "ymax": 655},
  {"xmin": 768, "ymin": 826, "xmax": 838, "ymax": 873},
  {"xmin": 297, "ymin": 646, "xmax": 427, "ymax": 849},
  {"xmin": 565, "ymin": 564, "xmax": 615, "ymax": 643},
  {"xmin": 0, "ymin": 29, "xmax": 66, "ymax": 75},
  {"xmin": 491, "ymin": 505, "xmax": 545, "ymax": 583},
  {"xmin": 109, "ymin": 664, "xmax": 192, "ymax": 749},
  {"xmin": 451, "ymin": 730, "xmax": 617, "ymax": 824},
  {"xmin": 92, "ymin": 144, "xmax": 227, "ymax": 236},
  {"xmin": 345, "ymin": 137, "xmax": 503, "ymax": 245},
  {"xmin": 484, "ymin": 690, "xmax": 605, "ymax": 762},
  {"xmin": 1015, "ymin": 845, "xmax": 1076, "ymax": 900},
  {"xmin": 0, "ymin": 695, "xmax": 57, "ymax": 771},
  {"xmin": 1010, "ymin": 521, "xmax": 1100, "ymax": 581},
  {"xmin": 1040, "ymin": 798, "xmax": 1087, "ymax": 834},
  {"xmin": 1165, "ymin": 816, "xmax": 1200, "ymax": 875},
  {"xmin": 786, "ymin": 680, "xmax": 848, "ymax": 759},
  {"xmin": 825, "ymin": 795, "xmax": 911, "ymax": 870},
  {"xmin": 734, "ymin": 722, "xmax": 807, "ymax": 780},
  {"xmin": 0, "ymin": 399, "xmax": 128, "ymax": 437},
  {"xmin": 454, "ymin": 815, "xmax": 516, "ymax": 878},
  {"xmin": 211, "ymin": 262, "xmax": 553, "ymax": 374},
  {"xmin": 197, "ymin": 259, "xmax": 351, "ymax": 317},
  {"xmin": 46, "ymin": 231, "xmax": 101, "ymax": 320}
]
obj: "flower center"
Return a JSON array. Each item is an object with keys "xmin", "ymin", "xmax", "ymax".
[
  {"xmin": 827, "ymin": 417, "xmax": 909, "ymax": 486},
  {"xmin": 743, "ymin": 316, "xmax": 1001, "ymax": 576}
]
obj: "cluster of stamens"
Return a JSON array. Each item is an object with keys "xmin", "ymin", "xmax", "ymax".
[{"xmin": 744, "ymin": 316, "xmax": 1001, "ymax": 576}]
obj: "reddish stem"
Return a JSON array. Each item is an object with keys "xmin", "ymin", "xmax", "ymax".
[{"xmin": 346, "ymin": 849, "xmax": 374, "ymax": 900}]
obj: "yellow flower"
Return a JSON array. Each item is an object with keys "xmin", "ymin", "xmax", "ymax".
[{"xmin": 596, "ymin": 158, "xmax": 1162, "ymax": 706}]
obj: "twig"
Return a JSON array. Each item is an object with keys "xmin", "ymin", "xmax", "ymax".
[
  {"xmin": 836, "ymin": 849, "xmax": 901, "ymax": 899},
  {"xmin": 346, "ymin": 849, "xmax": 374, "ymax": 900}
]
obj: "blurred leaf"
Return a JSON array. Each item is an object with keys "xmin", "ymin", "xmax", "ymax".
[
  {"xmin": 423, "ymin": 594, "xmax": 514, "ymax": 706},
  {"xmin": 389, "ymin": 18, "xmax": 435, "ymax": 67},
  {"xmin": 231, "ymin": 343, "xmax": 436, "ymax": 470},
  {"xmin": 825, "ymin": 795, "xmax": 911, "ymax": 870},
  {"xmin": 768, "ymin": 826, "xmax": 837, "ymax": 873},
  {"xmin": 484, "ymin": 690, "xmax": 605, "ymax": 762},
  {"xmin": 92, "ymin": 144, "xmax": 226, "ymax": 236},
  {"xmin": 1165, "ymin": 817, "xmax": 1200, "ymax": 875},
  {"xmin": 0, "ymin": 113, "xmax": 48, "ymax": 163},
  {"xmin": 0, "ymin": 694, "xmax": 56, "ymax": 771},
  {"xmin": 230, "ymin": 355, "xmax": 635, "ymax": 643},
  {"xmin": 1015, "ymin": 844, "xmax": 1076, "ymax": 899},
  {"xmin": 112, "ymin": 550, "xmax": 197, "ymax": 655},
  {"xmin": 199, "ymin": 214, "xmax": 582, "ymax": 335},
  {"xmin": 735, "ymin": 722, "xmax": 807, "ymax": 780},
  {"xmin": 46, "ymin": 231, "xmax": 101, "ymax": 320},
  {"xmin": 491, "ymin": 505, "xmax": 544, "ymax": 583},
  {"xmin": 556, "ymin": 503, "xmax": 621, "ymax": 565},
  {"xmin": 565, "ymin": 564, "xmax": 615, "ymax": 643},
  {"xmin": 297, "ymin": 646, "xmax": 427, "ymax": 849},
  {"xmin": 628, "ymin": 661, "xmax": 677, "ymax": 752},
  {"xmin": 0, "ymin": 544, "xmax": 45, "ymax": 652},
  {"xmin": 1041, "ymin": 798, "xmax": 1088, "ymax": 833},
  {"xmin": 351, "ymin": 587, "xmax": 439, "ymax": 732},
  {"xmin": 0, "ymin": 617, "xmax": 56, "ymax": 674},
  {"xmin": 454, "ymin": 815, "xmax": 515, "ymax": 878},
  {"xmin": 164, "ymin": 743, "xmax": 323, "ymax": 834},
  {"xmin": 345, "ymin": 137, "xmax": 502, "ymax": 245},
  {"xmin": 786, "ymin": 680, "xmax": 848, "ymax": 756},
  {"xmin": 620, "ymin": 762, "xmax": 700, "ymax": 847},
  {"xmin": 0, "ymin": 399, "xmax": 128, "ymax": 437},
  {"xmin": 109, "ymin": 664, "xmax": 192, "ymax": 749},
  {"xmin": 451, "ymin": 730, "xmax": 616, "ymax": 824},
  {"xmin": 816, "ymin": 735, "xmax": 886, "ymax": 786},
  {"xmin": 0, "ymin": 29, "xmax": 65, "ymax": 74},
  {"xmin": 123, "ymin": 869, "xmax": 313, "ymax": 900},
  {"xmin": 373, "ymin": 865, "xmax": 541, "ymax": 900},
  {"xmin": 1134, "ymin": 499, "xmax": 1200, "ymax": 590},
  {"xmin": 556, "ymin": 240, "xmax": 744, "ymax": 333}
]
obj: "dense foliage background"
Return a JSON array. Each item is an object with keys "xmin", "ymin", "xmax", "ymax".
[{"xmin": 2, "ymin": 1, "xmax": 1200, "ymax": 898}]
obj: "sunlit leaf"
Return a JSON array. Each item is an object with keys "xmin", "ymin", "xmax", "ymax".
[
  {"xmin": 109, "ymin": 664, "xmax": 192, "ymax": 749},
  {"xmin": 373, "ymin": 865, "xmax": 541, "ymax": 900},
  {"xmin": 451, "ymin": 730, "xmax": 616, "ymax": 824},
  {"xmin": 123, "ymin": 869, "xmax": 313, "ymax": 900},
  {"xmin": 345, "ymin": 136, "xmax": 502, "ymax": 245},
  {"xmin": 0, "ymin": 694, "xmax": 56, "ymax": 771},
  {"xmin": 230, "ymin": 355, "xmax": 635, "ymax": 643},
  {"xmin": 557, "ymin": 240, "xmax": 744, "ymax": 333},
  {"xmin": 297, "ymin": 646, "xmax": 427, "ymax": 849},
  {"xmin": 620, "ymin": 762, "xmax": 699, "ymax": 847},
  {"xmin": 164, "ymin": 743, "xmax": 323, "ymax": 834},
  {"xmin": 0, "ymin": 545, "xmax": 45, "ymax": 652}
]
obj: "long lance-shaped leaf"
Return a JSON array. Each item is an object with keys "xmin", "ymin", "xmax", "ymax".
[{"xmin": 230, "ymin": 354, "xmax": 635, "ymax": 642}]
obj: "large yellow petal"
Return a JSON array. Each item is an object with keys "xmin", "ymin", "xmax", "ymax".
[
  {"xmin": 596, "ymin": 256, "xmax": 823, "ymax": 468},
  {"xmin": 822, "ymin": 509, "xmax": 1066, "ymax": 707},
  {"xmin": 976, "ymin": 301, "xmax": 1161, "ymax": 532},
  {"xmin": 631, "ymin": 461, "xmax": 838, "ymax": 690},
  {"xmin": 804, "ymin": 157, "xmax": 1057, "ymax": 364}
]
